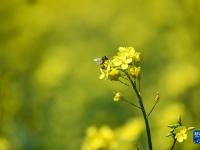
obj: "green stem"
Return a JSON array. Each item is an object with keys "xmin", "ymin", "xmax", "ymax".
[
  {"xmin": 147, "ymin": 94, "xmax": 159, "ymax": 118},
  {"xmin": 126, "ymin": 73, "xmax": 153, "ymax": 150},
  {"xmin": 170, "ymin": 139, "xmax": 177, "ymax": 150},
  {"xmin": 123, "ymin": 99, "xmax": 141, "ymax": 110}
]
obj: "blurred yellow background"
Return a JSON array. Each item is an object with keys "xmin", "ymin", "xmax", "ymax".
[{"xmin": 0, "ymin": 0, "xmax": 200, "ymax": 149}]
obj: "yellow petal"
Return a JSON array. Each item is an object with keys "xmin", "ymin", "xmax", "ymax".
[
  {"xmin": 128, "ymin": 47, "xmax": 135, "ymax": 57},
  {"xmin": 177, "ymin": 137, "xmax": 184, "ymax": 143},
  {"xmin": 125, "ymin": 58, "xmax": 132, "ymax": 64},
  {"xmin": 113, "ymin": 60, "xmax": 122, "ymax": 66},
  {"xmin": 183, "ymin": 134, "xmax": 187, "ymax": 140},
  {"xmin": 121, "ymin": 63, "xmax": 128, "ymax": 70},
  {"xmin": 99, "ymin": 73, "xmax": 105, "ymax": 79},
  {"xmin": 118, "ymin": 47, "xmax": 126, "ymax": 52}
]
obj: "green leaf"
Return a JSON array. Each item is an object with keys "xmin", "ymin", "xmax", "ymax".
[
  {"xmin": 188, "ymin": 127, "xmax": 196, "ymax": 131},
  {"xmin": 168, "ymin": 124, "xmax": 179, "ymax": 128}
]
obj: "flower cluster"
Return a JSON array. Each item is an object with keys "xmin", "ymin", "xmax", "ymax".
[{"xmin": 98, "ymin": 47, "xmax": 141, "ymax": 81}]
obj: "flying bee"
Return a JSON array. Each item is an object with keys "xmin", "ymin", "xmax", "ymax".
[{"xmin": 93, "ymin": 56, "xmax": 109, "ymax": 69}]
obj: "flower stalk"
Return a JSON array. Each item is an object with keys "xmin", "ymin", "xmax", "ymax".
[
  {"xmin": 95, "ymin": 47, "xmax": 153, "ymax": 150},
  {"xmin": 170, "ymin": 139, "xmax": 177, "ymax": 150},
  {"xmin": 126, "ymin": 73, "xmax": 153, "ymax": 150},
  {"xmin": 147, "ymin": 92, "xmax": 160, "ymax": 118},
  {"xmin": 167, "ymin": 117, "xmax": 195, "ymax": 150},
  {"xmin": 94, "ymin": 46, "xmax": 195, "ymax": 150}
]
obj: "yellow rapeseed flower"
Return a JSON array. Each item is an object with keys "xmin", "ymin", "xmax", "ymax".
[
  {"xmin": 174, "ymin": 126, "xmax": 187, "ymax": 142},
  {"xmin": 112, "ymin": 47, "xmax": 136, "ymax": 70},
  {"xmin": 97, "ymin": 46, "xmax": 142, "ymax": 81},
  {"xmin": 118, "ymin": 47, "xmax": 141, "ymax": 63},
  {"xmin": 99, "ymin": 68, "xmax": 120, "ymax": 81},
  {"xmin": 99, "ymin": 60, "xmax": 120, "ymax": 80},
  {"xmin": 118, "ymin": 47, "xmax": 135, "ymax": 58},
  {"xmin": 99, "ymin": 69, "xmax": 107, "ymax": 80},
  {"xmin": 112, "ymin": 55, "xmax": 132, "ymax": 70}
]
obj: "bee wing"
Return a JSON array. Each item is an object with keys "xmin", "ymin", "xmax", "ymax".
[{"xmin": 93, "ymin": 58, "xmax": 101, "ymax": 64}]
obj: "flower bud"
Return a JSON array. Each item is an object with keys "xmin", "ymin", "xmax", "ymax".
[
  {"xmin": 188, "ymin": 127, "xmax": 196, "ymax": 131},
  {"xmin": 113, "ymin": 92, "xmax": 123, "ymax": 102},
  {"xmin": 129, "ymin": 67, "xmax": 141, "ymax": 79},
  {"xmin": 134, "ymin": 52, "xmax": 141, "ymax": 63},
  {"xmin": 108, "ymin": 68, "xmax": 120, "ymax": 81}
]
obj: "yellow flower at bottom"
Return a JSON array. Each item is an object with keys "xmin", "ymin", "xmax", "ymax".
[
  {"xmin": 113, "ymin": 92, "xmax": 123, "ymax": 102},
  {"xmin": 174, "ymin": 126, "xmax": 187, "ymax": 142},
  {"xmin": 116, "ymin": 118, "xmax": 144, "ymax": 142},
  {"xmin": 81, "ymin": 126, "xmax": 118, "ymax": 150}
]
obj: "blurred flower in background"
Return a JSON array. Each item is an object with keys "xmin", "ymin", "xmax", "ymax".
[
  {"xmin": 0, "ymin": 138, "xmax": 9, "ymax": 150},
  {"xmin": 82, "ymin": 117, "xmax": 144, "ymax": 150}
]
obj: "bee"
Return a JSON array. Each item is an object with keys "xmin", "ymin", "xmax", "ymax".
[{"xmin": 93, "ymin": 56, "xmax": 109, "ymax": 69}]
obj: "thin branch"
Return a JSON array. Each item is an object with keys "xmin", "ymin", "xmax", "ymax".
[
  {"xmin": 170, "ymin": 139, "xmax": 177, "ymax": 150},
  {"xmin": 120, "ymin": 75, "xmax": 129, "ymax": 81},
  {"xmin": 125, "ymin": 72, "xmax": 153, "ymax": 150},
  {"xmin": 122, "ymin": 99, "xmax": 141, "ymax": 110},
  {"xmin": 135, "ymin": 78, "xmax": 137, "ymax": 88},
  {"xmin": 138, "ymin": 79, "xmax": 141, "ymax": 93},
  {"xmin": 135, "ymin": 144, "xmax": 140, "ymax": 150},
  {"xmin": 147, "ymin": 93, "xmax": 160, "ymax": 118},
  {"xmin": 118, "ymin": 79, "xmax": 130, "ymax": 86}
]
